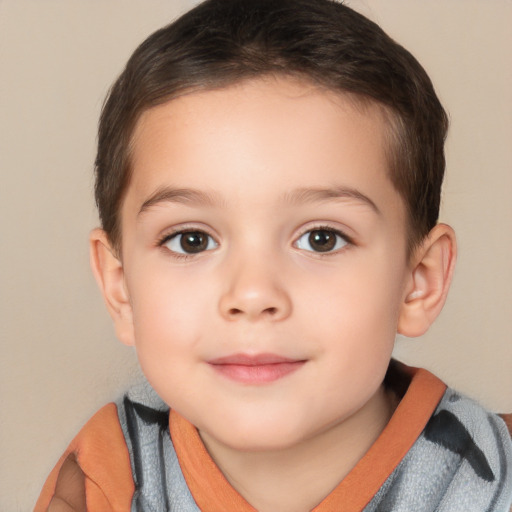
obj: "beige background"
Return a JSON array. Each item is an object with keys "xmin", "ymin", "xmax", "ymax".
[{"xmin": 0, "ymin": 1, "xmax": 510, "ymax": 510}]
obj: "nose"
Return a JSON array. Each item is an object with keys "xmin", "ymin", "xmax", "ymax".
[{"xmin": 218, "ymin": 256, "xmax": 292, "ymax": 322}]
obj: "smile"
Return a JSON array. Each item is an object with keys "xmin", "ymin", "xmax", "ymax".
[{"xmin": 207, "ymin": 353, "xmax": 306, "ymax": 385}]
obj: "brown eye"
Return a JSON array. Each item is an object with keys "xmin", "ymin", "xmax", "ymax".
[
  {"xmin": 296, "ymin": 228, "xmax": 347, "ymax": 253},
  {"xmin": 308, "ymin": 230, "xmax": 336, "ymax": 252},
  {"xmin": 182, "ymin": 232, "xmax": 209, "ymax": 252},
  {"xmin": 164, "ymin": 231, "xmax": 218, "ymax": 254}
]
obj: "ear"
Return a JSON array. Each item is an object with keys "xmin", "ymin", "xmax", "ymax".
[
  {"xmin": 89, "ymin": 228, "xmax": 135, "ymax": 346},
  {"xmin": 398, "ymin": 223, "xmax": 457, "ymax": 338}
]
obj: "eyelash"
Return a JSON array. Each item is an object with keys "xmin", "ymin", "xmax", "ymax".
[
  {"xmin": 157, "ymin": 224, "xmax": 353, "ymax": 259},
  {"xmin": 157, "ymin": 228, "xmax": 219, "ymax": 260},
  {"xmin": 294, "ymin": 225, "xmax": 352, "ymax": 255}
]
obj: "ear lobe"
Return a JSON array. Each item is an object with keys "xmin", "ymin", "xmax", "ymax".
[
  {"xmin": 398, "ymin": 223, "xmax": 457, "ymax": 337},
  {"xmin": 89, "ymin": 228, "xmax": 135, "ymax": 346}
]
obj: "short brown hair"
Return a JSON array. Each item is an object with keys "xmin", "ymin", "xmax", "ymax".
[{"xmin": 95, "ymin": 0, "xmax": 448, "ymax": 253}]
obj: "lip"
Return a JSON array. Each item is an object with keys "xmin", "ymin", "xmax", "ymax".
[{"xmin": 207, "ymin": 353, "xmax": 306, "ymax": 384}]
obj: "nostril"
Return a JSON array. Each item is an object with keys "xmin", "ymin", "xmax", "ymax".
[{"xmin": 227, "ymin": 306, "xmax": 278, "ymax": 317}]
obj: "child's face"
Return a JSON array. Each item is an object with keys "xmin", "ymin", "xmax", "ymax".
[{"xmin": 118, "ymin": 77, "xmax": 412, "ymax": 451}]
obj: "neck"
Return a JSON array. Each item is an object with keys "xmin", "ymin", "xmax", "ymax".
[{"xmin": 200, "ymin": 385, "xmax": 397, "ymax": 512}]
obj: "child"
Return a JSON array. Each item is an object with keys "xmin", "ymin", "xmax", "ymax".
[{"xmin": 35, "ymin": 0, "xmax": 512, "ymax": 510}]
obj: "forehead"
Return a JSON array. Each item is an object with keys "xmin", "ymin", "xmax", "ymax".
[{"xmin": 124, "ymin": 77, "xmax": 403, "ymax": 224}]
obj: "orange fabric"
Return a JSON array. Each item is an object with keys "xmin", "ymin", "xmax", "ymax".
[
  {"xmin": 34, "ymin": 403, "xmax": 134, "ymax": 512},
  {"xmin": 170, "ymin": 366, "xmax": 446, "ymax": 512},
  {"xmin": 313, "ymin": 367, "xmax": 446, "ymax": 511},
  {"xmin": 170, "ymin": 409, "xmax": 258, "ymax": 511},
  {"xmin": 499, "ymin": 413, "xmax": 512, "ymax": 437},
  {"xmin": 48, "ymin": 453, "xmax": 86, "ymax": 512},
  {"xmin": 35, "ymin": 453, "xmax": 71, "ymax": 512}
]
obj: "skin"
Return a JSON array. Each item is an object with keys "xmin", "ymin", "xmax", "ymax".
[{"xmin": 91, "ymin": 77, "xmax": 456, "ymax": 511}]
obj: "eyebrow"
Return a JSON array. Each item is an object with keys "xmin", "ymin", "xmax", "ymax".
[
  {"xmin": 283, "ymin": 186, "xmax": 381, "ymax": 215},
  {"xmin": 137, "ymin": 184, "xmax": 380, "ymax": 216},
  {"xmin": 138, "ymin": 186, "xmax": 221, "ymax": 216}
]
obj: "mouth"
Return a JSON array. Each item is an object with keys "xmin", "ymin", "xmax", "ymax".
[{"xmin": 207, "ymin": 353, "xmax": 306, "ymax": 384}]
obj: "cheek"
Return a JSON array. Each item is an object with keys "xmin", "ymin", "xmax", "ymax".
[
  {"xmin": 127, "ymin": 272, "xmax": 212, "ymax": 405},
  {"xmin": 128, "ymin": 266, "xmax": 213, "ymax": 355},
  {"xmin": 301, "ymin": 255, "xmax": 405, "ymax": 355}
]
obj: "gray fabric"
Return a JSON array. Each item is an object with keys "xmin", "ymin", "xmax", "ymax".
[
  {"xmin": 116, "ymin": 378, "xmax": 200, "ymax": 512},
  {"xmin": 363, "ymin": 389, "xmax": 512, "ymax": 512},
  {"xmin": 117, "ymin": 378, "xmax": 512, "ymax": 512}
]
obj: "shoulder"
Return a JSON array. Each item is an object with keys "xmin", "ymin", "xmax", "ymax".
[
  {"xmin": 35, "ymin": 403, "xmax": 135, "ymax": 512},
  {"xmin": 418, "ymin": 387, "xmax": 512, "ymax": 511},
  {"xmin": 374, "ymin": 366, "xmax": 512, "ymax": 512},
  {"xmin": 69, "ymin": 402, "xmax": 134, "ymax": 488},
  {"xmin": 425, "ymin": 388, "xmax": 512, "ymax": 474}
]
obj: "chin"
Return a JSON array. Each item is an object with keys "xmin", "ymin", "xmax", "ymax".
[
  {"xmin": 221, "ymin": 434, "xmax": 301, "ymax": 453},
  {"xmin": 205, "ymin": 417, "xmax": 314, "ymax": 453}
]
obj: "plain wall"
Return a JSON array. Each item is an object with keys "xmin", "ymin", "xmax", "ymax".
[{"xmin": 0, "ymin": 1, "xmax": 510, "ymax": 509}]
